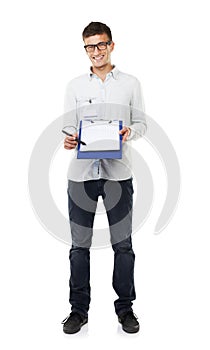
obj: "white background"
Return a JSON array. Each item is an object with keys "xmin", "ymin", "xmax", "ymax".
[{"xmin": 1, "ymin": 0, "xmax": 210, "ymax": 348}]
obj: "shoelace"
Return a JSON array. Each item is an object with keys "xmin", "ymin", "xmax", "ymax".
[
  {"xmin": 61, "ymin": 312, "xmax": 82, "ymax": 324},
  {"xmin": 61, "ymin": 315, "xmax": 71, "ymax": 324},
  {"xmin": 123, "ymin": 311, "xmax": 138, "ymax": 321}
]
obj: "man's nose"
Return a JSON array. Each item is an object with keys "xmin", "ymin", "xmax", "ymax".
[{"xmin": 93, "ymin": 46, "xmax": 100, "ymax": 54}]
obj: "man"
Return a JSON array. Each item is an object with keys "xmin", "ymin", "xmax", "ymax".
[{"xmin": 62, "ymin": 22, "xmax": 147, "ymax": 334}]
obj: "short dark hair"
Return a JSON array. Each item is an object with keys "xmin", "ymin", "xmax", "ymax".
[{"xmin": 82, "ymin": 22, "xmax": 112, "ymax": 41}]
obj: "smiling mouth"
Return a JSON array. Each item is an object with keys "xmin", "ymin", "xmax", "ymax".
[{"xmin": 92, "ymin": 55, "xmax": 104, "ymax": 61}]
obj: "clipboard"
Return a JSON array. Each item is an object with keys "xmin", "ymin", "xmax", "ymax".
[{"xmin": 77, "ymin": 120, "xmax": 123, "ymax": 159}]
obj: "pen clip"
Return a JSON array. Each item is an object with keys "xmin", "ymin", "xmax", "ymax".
[{"xmin": 83, "ymin": 119, "xmax": 94, "ymax": 123}]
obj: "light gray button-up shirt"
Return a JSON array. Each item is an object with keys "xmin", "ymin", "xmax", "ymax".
[{"xmin": 63, "ymin": 67, "xmax": 147, "ymax": 181}]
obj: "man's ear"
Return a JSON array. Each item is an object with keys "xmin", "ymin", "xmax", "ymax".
[{"xmin": 110, "ymin": 41, "xmax": 115, "ymax": 52}]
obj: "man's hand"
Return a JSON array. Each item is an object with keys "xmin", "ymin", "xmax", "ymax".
[
  {"xmin": 64, "ymin": 133, "xmax": 78, "ymax": 150},
  {"xmin": 119, "ymin": 126, "xmax": 131, "ymax": 142}
]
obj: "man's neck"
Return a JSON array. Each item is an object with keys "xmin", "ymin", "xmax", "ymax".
[{"xmin": 91, "ymin": 64, "xmax": 113, "ymax": 81}]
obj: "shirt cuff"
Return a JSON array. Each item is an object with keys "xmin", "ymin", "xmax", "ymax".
[{"xmin": 127, "ymin": 124, "xmax": 147, "ymax": 140}]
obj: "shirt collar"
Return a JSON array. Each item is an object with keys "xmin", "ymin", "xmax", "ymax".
[{"xmin": 88, "ymin": 65, "xmax": 119, "ymax": 80}]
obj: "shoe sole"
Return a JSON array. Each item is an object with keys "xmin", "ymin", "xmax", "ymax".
[
  {"xmin": 122, "ymin": 324, "xmax": 140, "ymax": 333},
  {"xmin": 63, "ymin": 319, "xmax": 88, "ymax": 334}
]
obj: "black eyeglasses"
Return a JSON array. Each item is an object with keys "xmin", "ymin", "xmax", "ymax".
[{"xmin": 84, "ymin": 41, "xmax": 112, "ymax": 52}]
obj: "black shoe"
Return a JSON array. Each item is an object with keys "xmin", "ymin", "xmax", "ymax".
[
  {"xmin": 118, "ymin": 311, "xmax": 140, "ymax": 333},
  {"xmin": 61, "ymin": 312, "xmax": 88, "ymax": 334}
]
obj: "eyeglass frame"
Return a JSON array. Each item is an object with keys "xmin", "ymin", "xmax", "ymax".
[{"xmin": 84, "ymin": 40, "xmax": 112, "ymax": 52}]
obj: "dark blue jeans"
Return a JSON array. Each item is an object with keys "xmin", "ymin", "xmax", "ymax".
[{"xmin": 67, "ymin": 178, "xmax": 136, "ymax": 317}]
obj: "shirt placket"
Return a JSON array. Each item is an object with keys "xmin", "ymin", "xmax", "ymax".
[
  {"xmin": 91, "ymin": 77, "xmax": 109, "ymax": 179},
  {"xmin": 92, "ymin": 74, "xmax": 115, "ymax": 179},
  {"xmin": 92, "ymin": 159, "xmax": 100, "ymax": 178}
]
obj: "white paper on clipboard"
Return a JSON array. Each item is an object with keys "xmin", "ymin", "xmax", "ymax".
[{"xmin": 79, "ymin": 120, "xmax": 121, "ymax": 152}]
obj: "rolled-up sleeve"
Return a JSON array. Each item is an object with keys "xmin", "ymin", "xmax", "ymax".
[
  {"xmin": 128, "ymin": 78, "xmax": 147, "ymax": 140},
  {"xmin": 62, "ymin": 82, "xmax": 78, "ymax": 134}
]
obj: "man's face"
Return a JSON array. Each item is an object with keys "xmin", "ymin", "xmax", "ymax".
[{"xmin": 84, "ymin": 33, "xmax": 114, "ymax": 69}]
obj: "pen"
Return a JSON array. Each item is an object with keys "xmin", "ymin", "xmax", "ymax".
[{"xmin": 62, "ymin": 130, "xmax": 87, "ymax": 146}]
